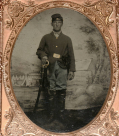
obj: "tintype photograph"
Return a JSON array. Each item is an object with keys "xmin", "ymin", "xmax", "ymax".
[{"xmin": 11, "ymin": 8, "xmax": 111, "ymax": 133}]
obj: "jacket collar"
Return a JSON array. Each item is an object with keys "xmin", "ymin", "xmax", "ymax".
[
  {"xmin": 53, "ymin": 30, "xmax": 62, "ymax": 35},
  {"xmin": 50, "ymin": 31, "xmax": 63, "ymax": 36}
]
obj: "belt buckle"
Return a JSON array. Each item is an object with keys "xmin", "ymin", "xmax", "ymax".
[{"xmin": 53, "ymin": 53, "xmax": 60, "ymax": 58}]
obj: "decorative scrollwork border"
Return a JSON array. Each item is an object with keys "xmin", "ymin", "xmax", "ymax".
[
  {"xmin": 1, "ymin": 0, "xmax": 119, "ymax": 135},
  {"xmin": 0, "ymin": 0, "xmax": 3, "ymax": 133},
  {"xmin": 117, "ymin": 2, "xmax": 119, "ymax": 61}
]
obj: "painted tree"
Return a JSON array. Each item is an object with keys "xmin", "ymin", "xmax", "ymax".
[
  {"xmin": 80, "ymin": 18, "xmax": 106, "ymax": 84},
  {"xmin": 80, "ymin": 18, "xmax": 108, "ymax": 102}
]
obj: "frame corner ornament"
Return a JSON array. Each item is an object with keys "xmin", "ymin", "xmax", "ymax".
[
  {"xmin": 0, "ymin": 0, "xmax": 11, "ymax": 9},
  {"xmin": 83, "ymin": 0, "xmax": 116, "ymax": 28},
  {"xmin": 99, "ymin": 108, "xmax": 119, "ymax": 136},
  {"xmin": 4, "ymin": 108, "xmax": 26, "ymax": 136},
  {"xmin": 4, "ymin": 108, "xmax": 14, "ymax": 136},
  {"xmin": 5, "ymin": 0, "xmax": 36, "ymax": 29}
]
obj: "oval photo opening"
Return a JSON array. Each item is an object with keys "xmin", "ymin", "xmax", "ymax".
[{"xmin": 11, "ymin": 8, "xmax": 111, "ymax": 133}]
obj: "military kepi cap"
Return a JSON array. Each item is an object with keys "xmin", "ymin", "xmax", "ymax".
[{"xmin": 51, "ymin": 14, "xmax": 63, "ymax": 22}]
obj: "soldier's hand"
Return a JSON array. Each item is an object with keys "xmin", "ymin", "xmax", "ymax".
[
  {"xmin": 41, "ymin": 56, "xmax": 48, "ymax": 65},
  {"xmin": 68, "ymin": 72, "xmax": 74, "ymax": 80}
]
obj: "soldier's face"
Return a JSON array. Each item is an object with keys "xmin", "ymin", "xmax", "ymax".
[{"xmin": 52, "ymin": 20, "xmax": 63, "ymax": 32}]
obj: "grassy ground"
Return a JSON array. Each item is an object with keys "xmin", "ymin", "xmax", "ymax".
[{"xmin": 25, "ymin": 106, "xmax": 101, "ymax": 133}]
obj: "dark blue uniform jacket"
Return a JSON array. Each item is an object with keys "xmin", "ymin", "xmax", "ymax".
[{"xmin": 36, "ymin": 32, "xmax": 76, "ymax": 72}]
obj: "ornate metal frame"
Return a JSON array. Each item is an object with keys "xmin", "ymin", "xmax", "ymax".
[{"xmin": 0, "ymin": 0, "xmax": 119, "ymax": 135}]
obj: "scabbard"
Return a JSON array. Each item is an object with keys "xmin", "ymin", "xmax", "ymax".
[{"xmin": 33, "ymin": 86, "xmax": 42, "ymax": 113}]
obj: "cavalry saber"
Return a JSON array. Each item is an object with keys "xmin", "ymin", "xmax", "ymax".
[{"xmin": 33, "ymin": 60, "xmax": 49, "ymax": 113}]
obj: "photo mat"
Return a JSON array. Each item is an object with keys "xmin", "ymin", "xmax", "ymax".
[{"xmin": 1, "ymin": 0, "xmax": 119, "ymax": 135}]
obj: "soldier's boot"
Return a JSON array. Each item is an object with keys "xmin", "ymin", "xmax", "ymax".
[
  {"xmin": 47, "ymin": 90, "xmax": 57, "ymax": 123},
  {"xmin": 56, "ymin": 89, "xmax": 66, "ymax": 122}
]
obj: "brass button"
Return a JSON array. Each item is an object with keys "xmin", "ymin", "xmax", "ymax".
[{"xmin": 56, "ymin": 46, "xmax": 58, "ymax": 47}]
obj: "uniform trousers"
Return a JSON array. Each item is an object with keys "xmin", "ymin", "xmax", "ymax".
[
  {"xmin": 48, "ymin": 61, "xmax": 67, "ymax": 119},
  {"xmin": 49, "ymin": 61, "xmax": 67, "ymax": 91}
]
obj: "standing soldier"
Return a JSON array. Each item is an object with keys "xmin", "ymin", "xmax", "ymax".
[{"xmin": 36, "ymin": 13, "xmax": 76, "ymax": 122}]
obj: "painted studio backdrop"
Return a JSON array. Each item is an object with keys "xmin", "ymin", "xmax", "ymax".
[{"xmin": 11, "ymin": 8, "xmax": 111, "ymax": 112}]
